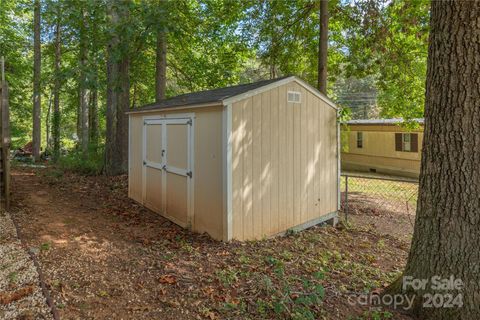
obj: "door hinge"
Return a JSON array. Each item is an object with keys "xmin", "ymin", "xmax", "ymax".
[
  {"xmin": 186, "ymin": 171, "xmax": 193, "ymax": 178},
  {"xmin": 187, "ymin": 119, "xmax": 192, "ymax": 126},
  {"xmin": 143, "ymin": 160, "xmax": 146, "ymax": 166}
]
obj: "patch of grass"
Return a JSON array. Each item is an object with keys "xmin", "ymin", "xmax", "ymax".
[
  {"xmin": 216, "ymin": 268, "xmax": 239, "ymax": 286},
  {"xmin": 179, "ymin": 239, "xmax": 195, "ymax": 254},
  {"xmin": 8, "ymin": 271, "xmax": 18, "ymax": 283},
  {"xmin": 280, "ymin": 250, "xmax": 294, "ymax": 261},
  {"xmin": 237, "ymin": 254, "xmax": 250, "ymax": 265},
  {"xmin": 40, "ymin": 242, "xmax": 51, "ymax": 251},
  {"xmin": 258, "ymin": 271, "xmax": 326, "ymax": 320},
  {"xmin": 97, "ymin": 290, "xmax": 109, "ymax": 297},
  {"xmin": 350, "ymin": 309, "xmax": 394, "ymax": 320}
]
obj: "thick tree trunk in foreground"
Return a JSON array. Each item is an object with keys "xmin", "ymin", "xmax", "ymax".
[
  {"xmin": 105, "ymin": 1, "xmax": 129, "ymax": 175},
  {"xmin": 317, "ymin": 0, "xmax": 328, "ymax": 94},
  {"xmin": 399, "ymin": 2, "xmax": 480, "ymax": 319},
  {"xmin": 32, "ymin": 0, "xmax": 41, "ymax": 161},
  {"xmin": 52, "ymin": 12, "xmax": 61, "ymax": 162},
  {"xmin": 155, "ymin": 29, "xmax": 167, "ymax": 102}
]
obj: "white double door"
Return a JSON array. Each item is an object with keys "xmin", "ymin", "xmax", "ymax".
[{"xmin": 142, "ymin": 117, "xmax": 193, "ymax": 228}]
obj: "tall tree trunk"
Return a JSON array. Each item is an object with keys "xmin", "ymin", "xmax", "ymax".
[
  {"xmin": 396, "ymin": 2, "xmax": 480, "ymax": 319},
  {"xmin": 105, "ymin": 0, "xmax": 129, "ymax": 175},
  {"xmin": 46, "ymin": 90, "xmax": 52, "ymax": 150},
  {"xmin": 89, "ymin": 87, "xmax": 98, "ymax": 149},
  {"xmin": 52, "ymin": 11, "xmax": 61, "ymax": 162},
  {"xmin": 317, "ymin": 0, "xmax": 328, "ymax": 94},
  {"xmin": 88, "ymin": 5, "xmax": 100, "ymax": 152},
  {"xmin": 79, "ymin": 7, "xmax": 89, "ymax": 155},
  {"xmin": 155, "ymin": 29, "xmax": 167, "ymax": 102},
  {"xmin": 32, "ymin": 0, "xmax": 41, "ymax": 161}
]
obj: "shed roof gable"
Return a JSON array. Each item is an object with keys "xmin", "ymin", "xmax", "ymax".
[{"xmin": 128, "ymin": 76, "xmax": 337, "ymax": 113}]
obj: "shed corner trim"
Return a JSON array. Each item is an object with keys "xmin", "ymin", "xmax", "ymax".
[{"xmin": 223, "ymin": 103, "xmax": 234, "ymax": 241}]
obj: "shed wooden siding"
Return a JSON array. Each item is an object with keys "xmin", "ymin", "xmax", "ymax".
[
  {"xmin": 129, "ymin": 106, "xmax": 225, "ymax": 240},
  {"xmin": 231, "ymin": 82, "xmax": 338, "ymax": 240}
]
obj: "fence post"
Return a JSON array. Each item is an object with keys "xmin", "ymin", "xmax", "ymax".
[{"xmin": 345, "ymin": 175, "xmax": 349, "ymax": 223}]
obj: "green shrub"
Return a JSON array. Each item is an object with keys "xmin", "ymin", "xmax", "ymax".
[{"xmin": 58, "ymin": 146, "xmax": 104, "ymax": 175}]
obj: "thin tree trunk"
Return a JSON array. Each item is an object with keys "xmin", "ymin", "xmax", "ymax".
[
  {"xmin": 52, "ymin": 10, "xmax": 61, "ymax": 162},
  {"xmin": 155, "ymin": 29, "xmax": 167, "ymax": 102},
  {"xmin": 88, "ymin": 5, "xmax": 100, "ymax": 152},
  {"xmin": 79, "ymin": 7, "xmax": 89, "ymax": 155},
  {"xmin": 317, "ymin": 0, "xmax": 328, "ymax": 94},
  {"xmin": 89, "ymin": 88, "xmax": 98, "ymax": 149},
  {"xmin": 46, "ymin": 90, "xmax": 52, "ymax": 150},
  {"xmin": 32, "ymin": 0, "xmax": 41, "ymax": 161},
  {"xmin": 396, "ymin": 2, "xmax": 480, "ymax": 319},
  {"xmin": 105, "ymin": 0, "xmax": 129, "ymax": 175}
]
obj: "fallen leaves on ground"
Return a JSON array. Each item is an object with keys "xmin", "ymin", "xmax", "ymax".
[{"xmin": 10, "ymin": 166, "xmax": 413, "ymax": 320}]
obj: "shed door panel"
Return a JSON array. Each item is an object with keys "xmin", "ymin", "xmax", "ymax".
[
  {"xmin": 144, "ymin": 123, "xmax": 164, "ymax": 213},
  {"xmin": 145, "ymin": 167, "xmax": 163, "ymax": 212},
  {"xmin": 165, "ymin": 122, "xmax": 190, "ymax": 227},
  {"xmin": 145, "ymin": 124, "xmax": 162, "ymax": 163}
]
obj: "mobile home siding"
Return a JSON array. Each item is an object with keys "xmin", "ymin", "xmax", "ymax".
[
  {"xmin": 231, "ymin": 82, "xmax": 338, "ymax": 240},
  {"xmin": 342, "ymin": 124, "xmax": 423, "ymax": 178}
]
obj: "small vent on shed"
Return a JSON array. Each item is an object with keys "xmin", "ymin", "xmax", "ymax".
[{"xmin": 287, "ymin": 91, "xmax": 301, "ymax": 103}]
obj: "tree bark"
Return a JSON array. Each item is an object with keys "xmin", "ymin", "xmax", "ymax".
[
  {"xmin": 79, "ymin": 7, "xmax": 89, "ymax": 155},
  {"xmin": 155, "ymin": 29, "xmax": 167, "ymax": 102},
  {"xmin": 52, "ymin": 10, "xmax": 61, "ymax": 162},
  {"xmin": 32, "ymin": 0, "xmax": 41, "ymax": 161},
  {"xmin": 46, "ymin": 90, "xmax": 52, "ymax": 150},
  {"xmin": 317, "ymin": 0, "xmax": 328, "ymax": 94},
  {"xmin": 398, "ymin": 2, "xmax": 480, "ymax": 319},
  {"xmin": 105, "ymin": 0, "xmax": 130, "ymax": 175},
  {"xmin": 89, "ymin": 87, "xmax": 98, "ymax": 149}
]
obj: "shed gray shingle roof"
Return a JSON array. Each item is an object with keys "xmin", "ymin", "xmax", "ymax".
[{"xmin": 132, "ymin": 76, "xmax": 290, "ymax": 112}]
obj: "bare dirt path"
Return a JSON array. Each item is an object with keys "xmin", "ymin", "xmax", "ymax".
[{"xmin": 10, "ymin": 166, "xmax": 411, "ymax": 320}]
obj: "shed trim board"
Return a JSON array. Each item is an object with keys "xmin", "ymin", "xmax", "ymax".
[
  {"xmin": 141, "ymin": 113, "xmax": 195, "ymax": 229},
  {"xmin": 337, "ymin": 110, "xmax": 341, "ymax": 211},
  {"xmin": 224, "ymin": 103, "xmax": 233, "ymax": 241},
  {"xmin": 275, "ymin": 210, "xmax": 338, "ymax": 237},
  {"xmin": 126, "ymin": 102, "xmax": 223, "ymax": 115}
]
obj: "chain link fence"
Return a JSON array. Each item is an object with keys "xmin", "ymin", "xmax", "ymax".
[{"xmin": 340, "ymin": 173, "xmax": 419, "ymax": 223}]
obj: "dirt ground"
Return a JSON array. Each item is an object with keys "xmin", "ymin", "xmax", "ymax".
[
  {"xmin": 344, "ymin": 194, "xmax": 415, "ymax": 244},
  {"xmin": 10, "ymin": 166, "xmax": 413, "ymax": 320}
]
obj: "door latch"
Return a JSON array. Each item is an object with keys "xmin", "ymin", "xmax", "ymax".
[
  {"xmin": 186, "ymin": 171, "xmax": 192, "ymax": 178},
  {"xmin": 162, "ymin": 164, "xmax": 167, "ymax": 170}
]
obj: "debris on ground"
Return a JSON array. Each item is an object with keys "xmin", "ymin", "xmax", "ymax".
[
  {"xmin": 0, "ymin": 209, "xmax": 53, "ymax": 320},
  {"xmin": 11, "ymin": 166, "xmax": 413, "ymax": 319}
]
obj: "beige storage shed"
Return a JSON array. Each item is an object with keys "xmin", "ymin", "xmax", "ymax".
[{"xmin": 128, "ymin": 76, "xmax": 339, "ymax": 241}]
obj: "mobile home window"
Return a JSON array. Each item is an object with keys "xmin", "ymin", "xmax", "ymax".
[
  {"xmin": 403, "ymin": 133, "xmax": 411, "ymax": 152},
  {"xmin": 357, "ymin": 132, "xmax": 363, "ymax": 148},
  {"xmin": 395, "ymin": 133, "xmax": 418, "ymax": 152}
]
